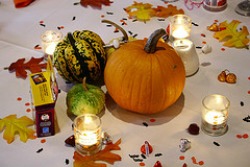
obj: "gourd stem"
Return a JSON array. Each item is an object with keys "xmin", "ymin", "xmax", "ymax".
[
  {"xmin": 144, "ymin": 29, "xmax": 166, "ymax": 53},
  {"xmin": 101, "ymin": 19, "xmax": 129, "ymax": 42},
  {"xmin": 82, "ymin": 77, "xmax": 88, "ymax": 91}
]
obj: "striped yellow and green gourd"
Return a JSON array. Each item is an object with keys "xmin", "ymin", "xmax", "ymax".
[{"xmin": 53, "ymin": 30, "xmax": 106, "ymax": 85}]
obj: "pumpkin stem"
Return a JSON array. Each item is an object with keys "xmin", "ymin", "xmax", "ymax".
[
  {"xmin": 101, "ymin": 19, "xmax": 129, "ymax": 42},
  {"xmin": 144, "ymin": 29, "xmax": 166, "ymax": 53},
  {"xmin": 82, "ymin": 77, "xmax": 88, "ymax": 91}
]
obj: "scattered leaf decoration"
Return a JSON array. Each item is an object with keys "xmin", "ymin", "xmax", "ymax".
[
  {"xmin": 207, "ymin": 23, "xmax": 226, "ymax": 32},
  {"xmin": 154, "ymin": 5, "xmax": 184, "ymax": 18},
  {"xmin": 73, "ymin": 139, "xmax": 122, "ymax": 167},
  {"xmin": 80, "ymin": 0, "xmax": 112, "ymax": 9},
  {"xmin": 124, "ymin": 2, "xmax": 184, "ymax": 22},
  {"xmin": 212, "ymin": 20, "xmax": 250, "ymax": 48},
  {"xmin": 0, "ymin": 114, "xmax": 36, "ymax": 144},
  {"xmin": 124, "ymin": 1, "xmax": 156, "ymax": 22},
  {"xmin": 7, "ymin": 57, "xmax": 47, "ymax": 79}
]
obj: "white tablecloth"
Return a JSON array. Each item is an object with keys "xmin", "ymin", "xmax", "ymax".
[{"xmin": 0, "ymin": 0, "xmax": 250, "ymax": 166}]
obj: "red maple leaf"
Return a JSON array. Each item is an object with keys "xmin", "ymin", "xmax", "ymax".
[
  {"xmin": 8, "ymin": 57, "xmax": 47, "ymax": 79},
  {"xmin": 80, "ymin": 0, "xmax": 113, "ymax": 9}
]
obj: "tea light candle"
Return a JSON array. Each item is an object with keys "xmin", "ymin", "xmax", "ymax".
[
  {"xmin": 201, "ymin": 94, "xmax": 230, "ymax": 136},
  {"xmin": 74, "ymin": 114, "xmax": 102, "ymax": 155},
  {"xmin": 204, "ymin": 110, "xmax": 225, "ymax": 125},
  {"xmin": 169, "ymin": 14, "xmax": 192, "ymax": 41},
  {"xmin": 173, "ymin": 39, "xmax": 199, "ymax": 76},
  {"xmin": 41, "ymin": 30, "xmax": 63, "ymax": 55}
]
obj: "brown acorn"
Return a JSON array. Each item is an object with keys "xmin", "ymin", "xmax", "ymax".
[
  {"xmin": 226, "ymin": 73, "xmax": 237, "ymax": 84},
  {"xmin": 218, "ymin": 71, "xmax": 227, "ymax": 82}
]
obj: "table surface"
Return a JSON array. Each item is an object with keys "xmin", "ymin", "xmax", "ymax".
[{"xmin": 0, "ymin": 0, "xmax": 250, "ymax": 167}]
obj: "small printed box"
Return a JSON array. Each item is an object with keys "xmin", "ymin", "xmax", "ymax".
[{"xmin": 29, "ymin": 56, "xmax": 58, "ymax": 137}]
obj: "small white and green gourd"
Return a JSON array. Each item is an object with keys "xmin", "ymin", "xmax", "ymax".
[{"xmin": 66, "ymin": 78, "xmax": 105, "ymax": 116}]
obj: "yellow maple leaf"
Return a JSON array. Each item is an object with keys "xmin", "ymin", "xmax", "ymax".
[
  {"xmin": 124, "ymin": 1, "xmax": 156, "ymax": 22},
  {"xmin": 0, "ymin": 114, "xmax": 36, "ymax": 144},
  {"xmin": 213, "ymin": 20, "xmax": 249, "ymax": 48}
]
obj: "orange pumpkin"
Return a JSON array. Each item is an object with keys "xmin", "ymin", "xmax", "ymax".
[{"xmin": 104, "ymin": 29, "xmax": 185, "ymax": 114}]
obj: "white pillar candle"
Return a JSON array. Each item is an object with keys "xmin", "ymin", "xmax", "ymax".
[{"xmin": 173, "ymin": 39, "xmax": 199, "ymax": 76}]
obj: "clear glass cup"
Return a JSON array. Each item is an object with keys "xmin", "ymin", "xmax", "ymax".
[
  {"xmin": 201, "ymin": 94, "xmax": 230, "ymax": 136},
  {"xmin": 41, "ymin": 30, "xmax": 63, "ymax": 55},
  {"xmin": 169, "ymin": 14, "xmax": 192, "ymax": 41},
  {"xmin": 74, "ymin": 114, "xmax": 102, "ymax": 155}
]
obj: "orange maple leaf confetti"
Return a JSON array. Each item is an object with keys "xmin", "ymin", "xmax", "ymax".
[
  {"xmin": 0, "ymin": 114, "xmax": 36, "ymax": 144},
  {"xmin": 212, "ymin": 20, "xmax": 250, "ymax": 48},
  {"xmin": 73, "ymin": 139, "xmax": 122, "ymax": 167}
]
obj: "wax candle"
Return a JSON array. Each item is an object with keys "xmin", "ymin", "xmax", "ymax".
[
  {"xmin": 204, "ymin": 110, "xmax": 225, "ymax": 125},
  {"xmin": 173, "ymin": 39, "xmax": 199, "ymax": 76},
  {"xmin": 201, "ymin": 94, "xmax": 230, "ymax": 136},
  {"xmin": 74, "ymin": 114, "xmax": 102, "ymax": 155}
]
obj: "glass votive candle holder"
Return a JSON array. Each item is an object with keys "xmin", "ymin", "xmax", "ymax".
[
  {"xmin": 201, "ymin": 94, "xmax": 230, "ymax": 136},
  {"xmin": 169, "ymin": 14, "xmax": 192, "ymax": 41},
  {"xmin": 41, "ymin": 30, "xmax": 63, "ymax": 55},
  {"xmin": 74, "ymin": 114, "xmax": 102, "ymax": 155}
]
